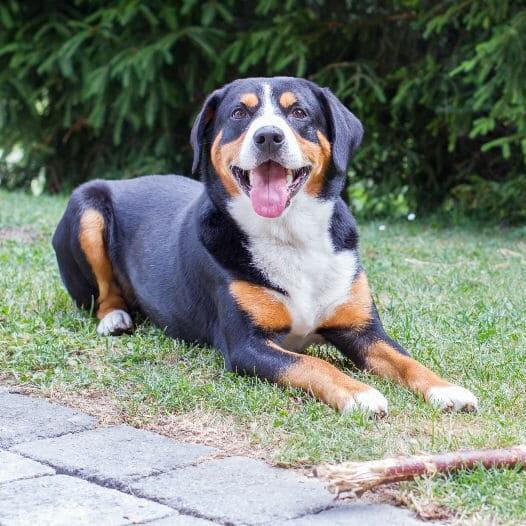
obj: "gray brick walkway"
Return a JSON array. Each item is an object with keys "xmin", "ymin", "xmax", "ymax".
[
  {"xmin": 0, "ymin": 391, "xmax": 94, "ymax": 448},
  {"xmin": 0, "ymin": 390, "xmax": 432, "ymax": 525}
]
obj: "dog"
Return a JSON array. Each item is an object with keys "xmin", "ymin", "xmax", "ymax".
[{"xmin": 53, "ymin": 76, "xmax": 478, "ymax": 416}]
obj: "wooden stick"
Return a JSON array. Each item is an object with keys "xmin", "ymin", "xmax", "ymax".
[{"xmin": 314, "ymin": 446, "xmax": 526, "ymax": 497}]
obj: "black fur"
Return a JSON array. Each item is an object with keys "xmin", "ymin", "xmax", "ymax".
[{"xmin": 53, "ymin": 76, "xmax": 408, "ymax": 405}]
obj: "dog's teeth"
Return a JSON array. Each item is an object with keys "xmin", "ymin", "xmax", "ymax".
[{"xmin": 286, "ymin": 170, "xmax": 293, "ymax": 185}]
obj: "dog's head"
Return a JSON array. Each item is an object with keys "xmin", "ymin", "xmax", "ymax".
[{"xmin": 191, "ymin": 77, "xmax": 363, "ymax": 218}]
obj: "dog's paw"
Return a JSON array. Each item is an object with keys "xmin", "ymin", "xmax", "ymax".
[
  {"xmin": 426, "ymin": 385, "xmax": 478, "ymax": 413},
  {"xmin": 97, "ymin": 309, "xmax": 133, "ymax": 336},
  {"xmin": 342, "ymin": 388, "xmax": 389, "ymax": 418}
]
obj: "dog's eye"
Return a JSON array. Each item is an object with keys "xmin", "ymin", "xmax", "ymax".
[
  {"xmin": 231, "ymin": 107, "xmax": 248, "ymax": 119},
  {"xmin": 290, "ymin": 107, "xmax": 307, "ymax": 119}
]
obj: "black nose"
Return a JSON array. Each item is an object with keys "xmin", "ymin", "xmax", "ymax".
[{"xmin": 253, "ymin": 126, "xmax": 285, "ymax": 153}]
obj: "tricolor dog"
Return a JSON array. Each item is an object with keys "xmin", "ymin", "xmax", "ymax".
[{"xmin": 53, "ymin": 77, "xmax": 478, "ymax": 416}]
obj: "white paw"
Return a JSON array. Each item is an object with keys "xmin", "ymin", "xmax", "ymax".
[
  {"xmin": 342, "ymin": 389, "xmax": 389, "ymax": 417},
  {"xmin": 426, "ymin": 385, "xmax": 478, "ymax": 413},
  {"xmin": 97, "ymin": 309, "xmax": 133, "ymax": 336}
]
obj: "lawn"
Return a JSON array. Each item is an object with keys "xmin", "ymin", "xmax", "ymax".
[{"xmin": 1, "ymin": 188, "xmax": 525, "ymax": 524}]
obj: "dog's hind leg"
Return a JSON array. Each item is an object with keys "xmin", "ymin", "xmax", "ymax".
[{"xmin": 78, "ymin": 208, "xmax": 132, "ymax": 336}]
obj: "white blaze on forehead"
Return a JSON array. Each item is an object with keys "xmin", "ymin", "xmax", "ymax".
[
  {"xmin": 261, "ymin": 83, "xmax": 273, "ymax": 117},
  {"xmin": 238, "ymin": 83, "xmax": 305, "ymax": 170}
]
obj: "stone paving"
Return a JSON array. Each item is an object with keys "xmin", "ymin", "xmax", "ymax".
[{"xmin": 0, "ymin": 389, "xmax": 433, "ymax": 525}]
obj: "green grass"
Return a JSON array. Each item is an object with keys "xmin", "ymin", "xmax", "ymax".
[{"xmin": 1, "ymin": 188, "xmax": 525, "ymax": 524}]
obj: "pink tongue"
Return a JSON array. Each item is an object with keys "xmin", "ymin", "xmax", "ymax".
[{"xmin": 249, "ymin": 161, "xmax": 288, "ymax": 218}]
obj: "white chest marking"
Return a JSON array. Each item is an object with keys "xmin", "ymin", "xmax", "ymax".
[{"xmin": 229, "ymin": 192, "xmax": 358, "ymax": 339}]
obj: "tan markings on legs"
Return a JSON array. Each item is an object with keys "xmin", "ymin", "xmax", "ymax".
[
  {"xmin": 240, "ymin": 93, "xmax": 259, "ymax": 108},
  {"xmin": 367, "ymin": 341, "xmax": 450, "ymax": 397},
  {"xmin": 269, "ymin": 341, "xmax": 379, "ymax": 413},
  {"xmin": 367, "ymin": 341, "xmax": 478, "ymax": 411},
  {"xmin": 78, "ymin": 209, "xmax": 126, "ymax": 320},
  {"xmin": 279, "ymin": 91, "xmax": 297, "ymax": 108},
  {"xmin": 230, "ymin": 281, "xmax": 291, "ymax": 332},
  {"xmin": 320, "ymin": 271, "xmax": 373, "ymax": 330},
  {"xmin": 211, "ymin": 130, "xmax": 243, "ymax": 197},
  {"xmin": 295, "ymin": 130, "xmax": 331, "ymax": 196}
]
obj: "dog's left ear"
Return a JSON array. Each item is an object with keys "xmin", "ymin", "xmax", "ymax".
[
  {"xmin": 190, "ymin": 87, "xmax": 226, "ymax": 175},
  {"xmin": 318, "ymin": 88, "xmax": 364, "ymax": 174}
]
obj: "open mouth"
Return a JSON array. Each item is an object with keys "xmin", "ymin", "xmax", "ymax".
[{"xmin": 231, "ymin": 161, "xmax": 311, "ymax": 218}]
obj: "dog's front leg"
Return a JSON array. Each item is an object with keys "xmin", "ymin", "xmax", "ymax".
[
  {"xmin": 216, "ymin": 286, "xmax": 388, "ymax": 416},
  {"xmin": 320, "ymin": 282, "xmax": 478, "ymax": 413},
  {"xmin": 228, "ymin": 337, "xmax": 389, "ymax": 416}
]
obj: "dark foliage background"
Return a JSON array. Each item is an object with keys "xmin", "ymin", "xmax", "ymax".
[{"xmin": 0, "ymin": 0, "xmax": 525, "ymax": 221}]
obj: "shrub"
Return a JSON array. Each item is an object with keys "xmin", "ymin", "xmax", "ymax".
[{"xmin": 0, "ymin": 1, "xmax": 525, "ymax": 221}]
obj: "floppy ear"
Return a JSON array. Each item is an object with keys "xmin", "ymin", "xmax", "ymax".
[
  {"xmin": 319, "ymin": 88, "xmax": 364, "ymax": 174},
  {"xmin": 190, "ymin": 88, "xmax": 225, "ymax": 175}
]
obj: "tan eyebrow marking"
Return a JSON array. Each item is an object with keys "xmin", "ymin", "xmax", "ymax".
[
  {"xmin": 240, "ymin": 93, "xmax": 259, "ymax": 108},
  {"xmin": 279, "ymin": 91, "xmax": 297, "ymax": 108}
]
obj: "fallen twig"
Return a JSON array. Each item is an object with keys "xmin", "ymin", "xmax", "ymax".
[{"xmin": 314, "ymin": 446, "xmax": 526, "ymax": 497}]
